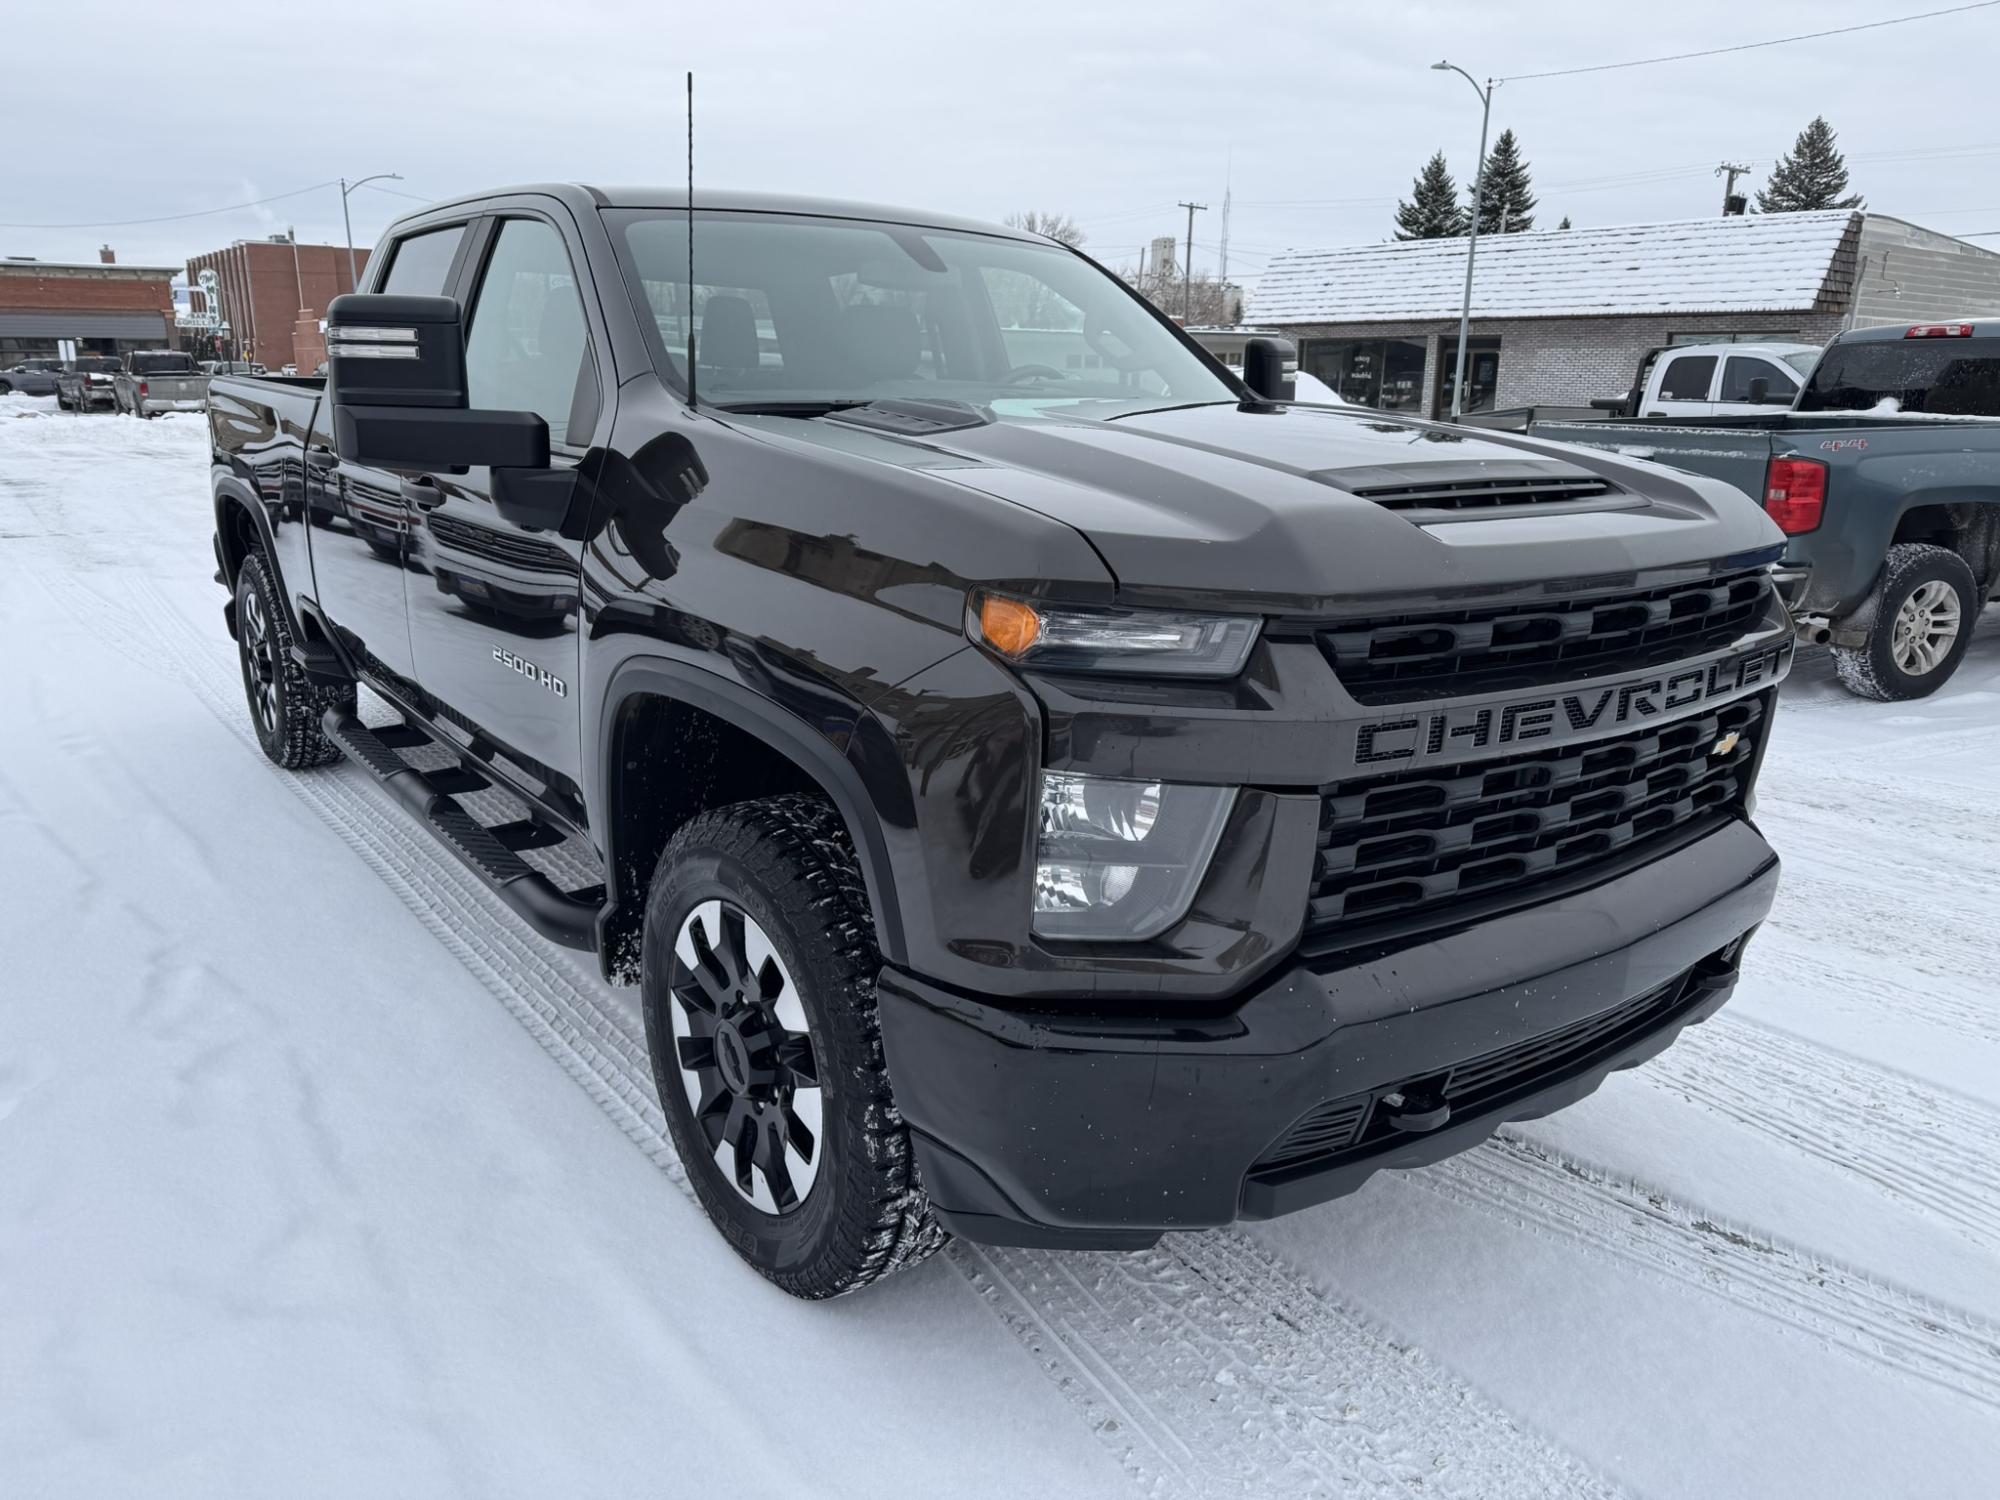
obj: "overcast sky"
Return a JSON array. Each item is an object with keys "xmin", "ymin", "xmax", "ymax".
[{"xmin": 7, "ymin": 0, "xmax": 1998, "ymax": 290}]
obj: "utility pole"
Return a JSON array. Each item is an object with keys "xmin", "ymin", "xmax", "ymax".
[
  {"xmin": 1431, "ymin": 60, "xmax": 1495, "ymax": 419},
  {"xmin": 1717, "ymin": 162, "xmax": 1752, "ymax": 217},
  {"xmin": 287, "ymin": 227, "xmax": 304, "ymax": 310},
  {"xmin": 338, "ymin": 174, "xmax": 403, "ymax": 291},
  {"xmin": 1177, "ymin": 200, "xmax": 1207, "ymax": 322},
  {"xmin": 1218, "ymin": 152, "xmax": 1233, "ymax": 290}
]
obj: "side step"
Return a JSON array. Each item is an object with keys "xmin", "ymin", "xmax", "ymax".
[{"xmin": 323, "ymin": 709, "xmax": 602, "ymax": 951}]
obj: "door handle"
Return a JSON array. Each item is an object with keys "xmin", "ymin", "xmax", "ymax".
[
  {"xmin": 305, "ymin": 445, "xmax": 337, "ymax": 473},
  {"xmin": 401, "ymin": 476, "xmax": 447, "ymax": 510}
]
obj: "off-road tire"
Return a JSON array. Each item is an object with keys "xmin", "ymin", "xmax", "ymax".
[
  {"xmin": 1832, "ymin": 542, "xmax": 1979, "ymax": 702},
  {"xmin": 234, "ymin": 550, "xmax": 354, "ymax": 768},
  {"xmin": 641, "ymin": 795, "xmax": 945, "ymax": 1298}
]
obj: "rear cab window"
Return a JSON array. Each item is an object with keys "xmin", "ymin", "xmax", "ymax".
[
  {"xmin": 1657, "ymin": 355, "xmax": 1717, "ymax": 402},
  {"xmin": 1798, "ymin": 336, "xmax": 2000, "ymax": 415}
]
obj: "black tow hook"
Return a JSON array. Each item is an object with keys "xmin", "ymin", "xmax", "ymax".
[{"xmin": 1379, "ymin": 1088, "xmax": 1452, "ymax": 1134}]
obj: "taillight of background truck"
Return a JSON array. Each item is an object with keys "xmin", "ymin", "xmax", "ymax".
[
  {"xmin": 1763, "ymin": 457, "xmax": 1827, "ymax": 534},
  {"xmin": 1905, "ymin": 323, "xmax": 1973, "ymax": 338},
  {"xmin": 139, "ymin": 382, "xmax": 149, "ymax": 400}
]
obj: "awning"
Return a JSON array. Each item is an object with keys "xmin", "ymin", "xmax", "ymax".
[{"xmin": 0, "ymin": 311, "xmax": 169, "ymax": 339}]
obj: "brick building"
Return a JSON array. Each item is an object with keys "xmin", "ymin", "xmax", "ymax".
[
  {"xmin": 0, "ymin": 248, "xmax": 181, "ymax": 363},
  {"xmin": 184, "ymin": 236, "xmax": 370, "ymax": 371},
  {"xmin": 1251, "ymin": 211, "xmax": 2000, "ymax": 418}
]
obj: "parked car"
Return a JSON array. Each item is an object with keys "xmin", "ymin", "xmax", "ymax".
[
  {"xmin": 54, "ymin": 356, "xmax": 122, "ymax": 411},
  {"xmin": 1534, "ymin": 321, "xmax": 2000, "ymax": 699},
  {"xmin": 1593, "ymin": 342, "xmax": 1823, "ymax": 419},
  {"xmin": 112, "ymin": 350, "xmax": 210, "ymax": 418},
  {"xmin": 0, "ymin": 358, "xmax": 63, "ymax": 396},
  {"xmin": 208, "ymin": 184, "xmax": 1790, "ymax": 1298}
]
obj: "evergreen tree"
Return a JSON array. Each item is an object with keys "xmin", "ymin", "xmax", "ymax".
[
  {"xmin": 1557, "ymin": 215, "xmax": 1573, "ymax": 230},
  {"xmin": 1755, "ymin": 116, "xmax": 1864, "ymax": 212},
  {"xmin": 1394, "ymin": 152, "xmax": 1468, "ymax": 240},
  {"xmin": 1471, "ymin": 129, "xmax": 1536, "ymax": 233}
]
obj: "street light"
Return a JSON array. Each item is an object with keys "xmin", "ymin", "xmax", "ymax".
[
  {"xmin": 338, "ymin": 174, "xmax": 403, "ymax": 291},
  {"xmin": 1432, "ymin": 60, "xmax": 1494, "ymax": 420}
]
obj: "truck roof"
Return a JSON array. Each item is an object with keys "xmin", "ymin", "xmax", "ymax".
[
  {"xmin": 393, "ymin": 184, "xmax": 1043, "ymax": 243},
  {"xmin": 1834, "ymin": 318, "xmax": 2000, "ymax": 342}
]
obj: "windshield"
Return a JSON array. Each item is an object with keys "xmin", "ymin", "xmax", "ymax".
[
  {"xmin": 1782, "ymin": 350, "xmax": 1820, "ymax": 376},
  {"xmin": 609, "ymin": 209, "xmax": 1236, "ymax": 417},
  {"xmin": 1797, "ymin": 336, "xmax": 2000, "ymax": 414}
]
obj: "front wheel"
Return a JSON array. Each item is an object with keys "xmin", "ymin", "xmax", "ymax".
[
  {"xmin": 1832, "ymin": 542, "xmax": 1979, "ymax": 701},
  {"xmin": 641, "ymin": 796, "xmax": 944, "ymax": 1299}
]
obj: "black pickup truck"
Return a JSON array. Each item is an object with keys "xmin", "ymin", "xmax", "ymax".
[{"xmin": 208, "ymin": 185, "xmax": 1790, "ymax": 1298}]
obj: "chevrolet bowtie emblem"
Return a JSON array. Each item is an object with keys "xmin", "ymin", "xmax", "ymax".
[{"xmin": 1711, "ymin": 731, "xmax": 1742, "ymax": 757}]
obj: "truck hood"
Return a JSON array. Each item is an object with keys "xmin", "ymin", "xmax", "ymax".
[{"xmin": 741, "ymin": 401, "xmax": 1786, "ymax": 613}]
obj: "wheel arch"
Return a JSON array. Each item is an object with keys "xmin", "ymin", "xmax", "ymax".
[
  {"xmin": 1890, "ymin": 496, "xmax": 2000, "ymax": 595},
  {"xmin": 594, "ymin": 658, "xmax": 907, "ymax": 984}
]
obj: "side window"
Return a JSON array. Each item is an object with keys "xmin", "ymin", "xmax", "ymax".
[
  {"xmin": 1720, "ymin": 356, "xmax": 1797, "ymax": 403},
  {"xmin": 379, "ymin": 226, "xmax": 464, "ymax": 296},
  {"xmin": 1657, "ymin": 355, "xmax": 1717, "ymax": 402},
  {"xmin": 463, "ymin": 219, "xmax": 592, "ymax": 447}
]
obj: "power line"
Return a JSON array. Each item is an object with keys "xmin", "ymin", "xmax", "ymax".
[
  {"xmin": 1503, "ymin": 0, "xmax": 2000, "ymax": 81},
  {"xmin": 357, "ymin": 182, "xmax": 431, "ymax": 203},
  {"xmin": 0, "ymin": 180, "xmax": 341, "ymax": 230}
]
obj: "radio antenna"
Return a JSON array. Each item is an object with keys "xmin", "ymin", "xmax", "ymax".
[{"xmin": 685, "ymin": 69, "xmax": 698, "ymax": 410}]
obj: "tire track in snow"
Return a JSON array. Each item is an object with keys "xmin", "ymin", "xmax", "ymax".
[
  {"xmin": 1742, "ymin": 925, "xmax": 2000, "ymax": 1048},
  {"xmin": 67, "ymin": 567, "xmax": 1626, "ymax": 1500},
  {"xmin": 1428, "ymin": 1136, "xmax": 2000, "ymax": 1412},
  {"xmin": 1651, "ymin": 1016, "xmax": 2000, "ymax": 1257}
]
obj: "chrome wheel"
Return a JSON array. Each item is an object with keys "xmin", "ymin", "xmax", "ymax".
[
  {"xmin": 669, "ymin": 899, "xmax": 823, "ymax": 1214},
  {"xmin": 238, "ymin": 582, "xmax": 280, "ymax": 735},
  {"xmin": 1891, "ymin": 579, "xmax": 1962, "ymax": 676}
]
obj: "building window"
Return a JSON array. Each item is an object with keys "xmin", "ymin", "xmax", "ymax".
[
  {"xmin": 1436, "ymin": 336, "xmax": 1501, "ymax": 416},
  {"xmin": 1666, "ymin": 330, "xmax": 1802, "ymax": 345},
  {"xmin": 1299, "ymin": 338, "xmax": 1427, "ymax": 411}
]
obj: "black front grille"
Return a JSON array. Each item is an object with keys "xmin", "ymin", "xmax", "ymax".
[
  {"xmin": 1318, "ymin": 568, "xmax": 1773, "ymax": 704},
  {"xmin": 1350, "ymin": 474, "xmax": 1615, "ymax": 514},
  {"xmin": 426, "ymin": 513, "xmax": 572, "ymax": 572},
  {"xmin": 1307, "ymin": 694, "xmax": 1765, "ymax": 940},
  {"xmin": 1250, "ymin": 970, "xmax": 1697, "ymax": 1183}
]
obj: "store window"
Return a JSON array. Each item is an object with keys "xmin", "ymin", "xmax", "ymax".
[
  {"xmin": 1436, "ymin": 337, "xmax": 1502, "ymax": 415},
  {"xmin": 1298, "ymin": 338, "xmax": 1427, "ymax": 411}
]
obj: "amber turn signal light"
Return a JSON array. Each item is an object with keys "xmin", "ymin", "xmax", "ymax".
[{"xmin": 979, "ymin": 596, "xmax": 1042, "ymax": 657}]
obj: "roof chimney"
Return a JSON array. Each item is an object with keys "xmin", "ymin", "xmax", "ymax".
[{"xmin": 99, "ymin": 245, "xmax": 116, "ymax": 264}]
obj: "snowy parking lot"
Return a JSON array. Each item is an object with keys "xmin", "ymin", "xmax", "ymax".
[{"xmin": 3, "ymin": 392, "xmax": 1998, "ymax": 1498}]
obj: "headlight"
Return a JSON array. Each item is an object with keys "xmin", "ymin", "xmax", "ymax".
[
  {"xmin": 1033, "ymin": 771, "xmax": 1235, "ymax": 941},
  {"xmin": 970, "ymin": 594, "xmax": 1260, "ymax": 679}
]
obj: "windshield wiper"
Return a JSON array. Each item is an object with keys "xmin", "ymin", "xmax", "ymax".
[{"xmin": 712, "ymin": 399, "xmax": 875, "ymax": 417}]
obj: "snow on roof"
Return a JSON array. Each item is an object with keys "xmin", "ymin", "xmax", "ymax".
[{"xmin": 1255, "ymin": 210, "xmax": 1860, "ymax": 325}]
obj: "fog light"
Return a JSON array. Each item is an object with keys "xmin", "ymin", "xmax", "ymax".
[{"xmin": 1032, "ymin": 771, "xmax": 1234, "ymax": 942}]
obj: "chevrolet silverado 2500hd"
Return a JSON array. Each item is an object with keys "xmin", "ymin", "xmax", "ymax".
[{"xmin": 207, "ymin": 185, "xmax": 1790, "ymax": 1298}]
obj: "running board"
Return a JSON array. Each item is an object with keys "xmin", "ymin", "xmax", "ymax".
[{"xmin": 323, "ymin": 709, "xmax": 602, "ymax": 951}]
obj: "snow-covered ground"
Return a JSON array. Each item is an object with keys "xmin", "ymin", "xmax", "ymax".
[{"xmin": 3, "ymin": 391, "xmax": 1997, "ymax": 1498}]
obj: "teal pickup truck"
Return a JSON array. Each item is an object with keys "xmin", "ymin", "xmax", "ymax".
[{"xmin": 1534, "ymin": 321, "xmax": 2000, "ymax": 700}]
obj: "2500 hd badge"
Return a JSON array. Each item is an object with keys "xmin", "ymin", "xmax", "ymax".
[{"xmin": 1350, "ymin": 642, "xmax": 1789, "ymax": 768}]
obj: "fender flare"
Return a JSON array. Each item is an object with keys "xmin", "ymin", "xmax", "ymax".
[{"xmin": 594, "ymin": 655, "xmax": 907, "ymax": 966}]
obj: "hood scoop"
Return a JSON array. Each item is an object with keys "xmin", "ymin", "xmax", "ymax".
[
  {"xmin": 1317, "ymin": 459, "xmax": 1633, "ymax": 523},
  {"xmin": 823, "ymin": 398, "xmax": 995, "ymax": 437}
]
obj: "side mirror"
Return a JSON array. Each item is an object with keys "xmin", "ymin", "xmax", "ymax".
[
  {"xmin": 326, "ymin": 293, "xmax": 549, "ymax": 473},
  {"xmin": 1746, "ymin": 376, "xmax": 1771, "ymax": 405},
  {"xmin": 1242, "ymin": 336, "xmax": 1297, "ymax": 401}
]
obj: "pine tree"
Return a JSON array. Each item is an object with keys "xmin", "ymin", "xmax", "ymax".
[
  {"xmin": 1394, "ymin": 152, "xmax": 1469, "ymax": 240},
  {"xmin": 1471, "ymin": 129, "xmax": 1536, "ymax": 233},
  {"xmin": 1755, "ymin": 116, "xmax": 1864, "ymax": 212},
  {"xmin": 1557, "ymin": 215, "xmax": 1573, "ymax": 230}
]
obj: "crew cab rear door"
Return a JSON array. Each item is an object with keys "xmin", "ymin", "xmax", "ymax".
[
  {"xmin": 402, "ymin": 208, "xmax": 604, "ymax": 804},
  {"xmin": 312, "ymin": 219, "xmax": 474, "ymax": 681}
]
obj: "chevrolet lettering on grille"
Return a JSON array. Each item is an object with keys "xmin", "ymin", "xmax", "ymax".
[{"xmin": 1347, "ymin": 643, "xmax": 1788, "ymax": 769}]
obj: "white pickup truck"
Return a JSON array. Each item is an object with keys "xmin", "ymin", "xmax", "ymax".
[
  {"xmin": 1595, "ymin": 342, "xmax": 1822, "ymax": 420},
  {"xmin": 112, "ymin": 350, "xmax": 210, "ymax": 418}
]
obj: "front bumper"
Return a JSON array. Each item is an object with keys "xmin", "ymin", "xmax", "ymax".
[{"xmin": 878, "ymin": 817, "xmax": 1779, "ymax": 1248}]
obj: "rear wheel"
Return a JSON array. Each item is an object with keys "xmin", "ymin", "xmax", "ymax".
[
  {"xmin": 234, "ymin": 550, "xmax": 354, "ymax": 768},
  {"xmin": 1832, "ymin": 543, "xmax": 1979, "ymax": 701},
  {"xmin": 641, "ymin": 796, "xmax": 944, "ymax": 1298}
]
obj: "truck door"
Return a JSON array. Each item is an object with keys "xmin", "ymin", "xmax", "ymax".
[
  {"xmin": 1645, "ymin": 352, "xmax": 1719, "ymax": 419},
  {"xmin": 311, "ymin": 221, "xmax": 471, "ymax": 683},
  {"xmin": 403, "ymin": 212, "xmax": 601, "ymax": 802}
]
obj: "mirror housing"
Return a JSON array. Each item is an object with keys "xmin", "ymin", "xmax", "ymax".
[
  {"xmin": 326, "ymin": 293, "xmax": 550, "ymax": 473},
  {"xmin": 1746, "ymin": 375, "xmax": 1771, "ymax": 405},
  {"xmin": 1242, "ymin": 336, "xmax": 1296, "ymax": 402}
]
